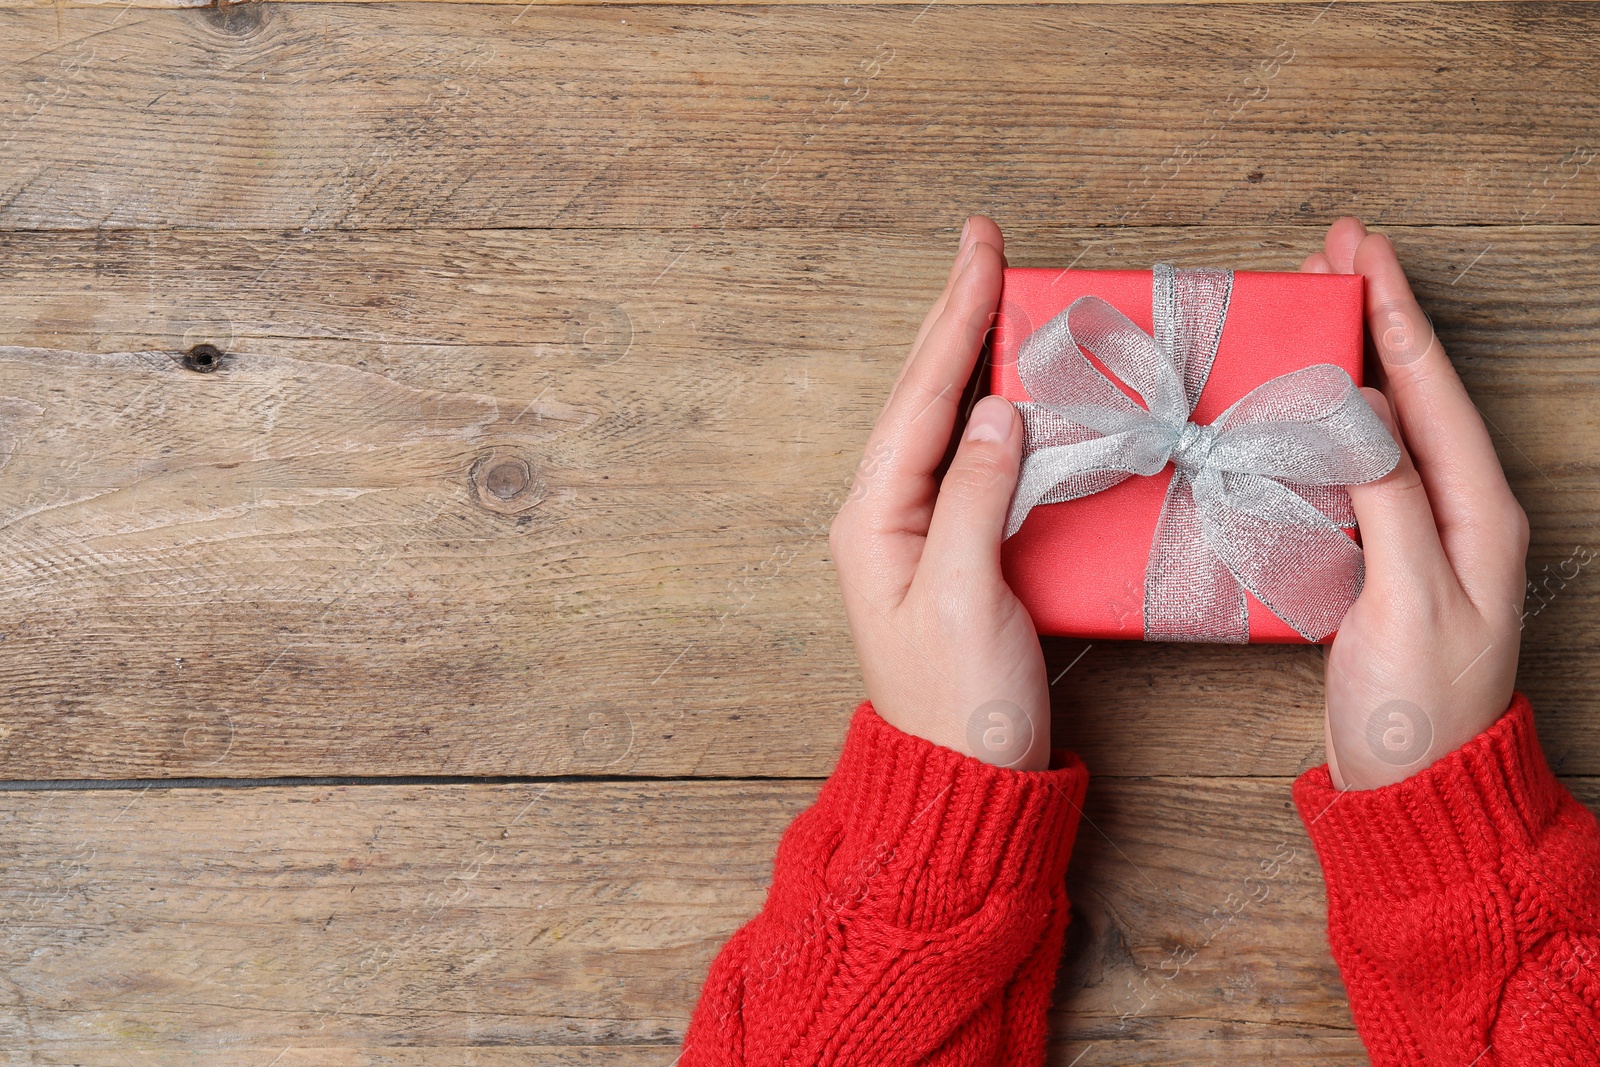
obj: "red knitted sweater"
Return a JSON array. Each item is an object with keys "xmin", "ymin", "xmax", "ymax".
[{"xmin": 681, "ymin": 693, "xmax": 1600, "ymax": 1065}]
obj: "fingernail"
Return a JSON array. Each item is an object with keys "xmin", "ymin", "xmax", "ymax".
[
  {"xmin": 959, "ymin": 239, "xmax": 981, "ymax": 273},
  {"xmin": 958, "ymin": 217, "xmax": 972, "ymax": 250},
  {"xmin": 964, "ymin": 395, "xmax": 1014, "ymax": 444}
]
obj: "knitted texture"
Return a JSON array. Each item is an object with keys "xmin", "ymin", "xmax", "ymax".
[
  {"xmin": 1294, "ymin": 693, "xmax": 1600, "ymax": 1065},
  {"xmin": 682, "ymin": 694, "xmax": 1600, "ymax": 1065},
  {"xmin": 680, "ymin": 700, "xmax": 1089, "ymax": 1067}
]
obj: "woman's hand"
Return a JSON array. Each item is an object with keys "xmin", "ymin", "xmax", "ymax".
[
  {"xmin": 828, "ymin": 216, "xmax": 1051, "ymax": 770},
  {"xmin": 1303, "ymin": 219, "xmax": 1529, "ymax": 789}
]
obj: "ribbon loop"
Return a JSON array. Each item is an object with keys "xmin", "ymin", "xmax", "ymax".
[{"xmin": 1004, "ymin": 265, "xmax": 1401, "ymax": 642}]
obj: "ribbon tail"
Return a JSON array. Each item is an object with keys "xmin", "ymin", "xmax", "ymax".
[
  {"xmin": 1282, "ymin": 482, "xmax": 1357, "ymax": 529},
  {"xmin": 1198, "ymin": 473, "xmax": 1366, "ymax": 642},
  {"xmin": 1143, "ymin": 471, "xmax": 1249, "ymax": 643},
  {"xmin": 1004, "ymin": 437, "xmax": 1139, "ymax": 539}
]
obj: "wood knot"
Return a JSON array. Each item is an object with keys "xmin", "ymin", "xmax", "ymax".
[
  {"xmin": 469, "ymin": 450, "xmax": 547, "ymax": 516},
  {"xmin": 204, "ymin": 2, "xmax": 268, "ymax": 38},
  {"xmin": 181, "ymin": 344, "xmax": 227, "ymax": 374}
]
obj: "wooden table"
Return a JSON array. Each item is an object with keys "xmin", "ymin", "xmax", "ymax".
[{"xmin": 0, "ymin": 1, "xmax": 1595, "ymax": 1061}]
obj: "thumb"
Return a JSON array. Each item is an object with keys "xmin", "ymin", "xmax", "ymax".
[{"xmin": 921, "ymin": 394, "xmax": 1023, "ymax": 584}]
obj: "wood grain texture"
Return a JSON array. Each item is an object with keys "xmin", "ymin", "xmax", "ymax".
[
  {"xmin": 1, "ymin": 5, "xmax": 1597, "ymax": 231},
  {"xmin": 3, "ymin": 3, "xmax": 1598, "ymax": 1060},
  {"xmin": 0, "ymin": 0, "xmax": 1517, "ymax": 8},
  {"xmin": 19, "ymin": 774, "xmax": 1575, "ymax": 1062},
  {"xmin": 0, "ymin": 224, "xmax": 1595, "ymax": 780}
]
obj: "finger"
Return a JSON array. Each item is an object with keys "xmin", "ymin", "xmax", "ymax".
[
  {"xmin": 1300, "ymin": 252, "xmax": 1334, "ymax": 274},
  {"xmin": 1354, "ymin": 232, "xmax": 1525, "ymax": 603},
  {"xmin": 897, "ymin": 216, "xmax": 1006, "ymax": 397},
  {"xmin": 1345, "ymin": 388, "xmax": 1454, "ymax": 595},
  {"xmin": 832, "ymin": 241, "xmax": 1006, "ymax": 599},
  {"xmin": 868, "ymin": 241, "xmax": 1006, "ymax": 507},
  {"xmin": 920, "ymin": 394, "xmax": 1022, "ymax": 586},
  {"xmin": 1323, "ymin": 217, "xmax": 1368, "ymax": 274}
]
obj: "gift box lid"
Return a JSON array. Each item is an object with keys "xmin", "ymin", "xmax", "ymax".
[{"xmin": 990, "ymin": 267, "xmax": 1367, "ymax": 644}]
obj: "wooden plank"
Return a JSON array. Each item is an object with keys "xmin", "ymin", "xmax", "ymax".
[
  {"xmin": 1, "ymin": 5, "xmax": 1597, "ymax": 231},
  {"xmin": 0, "ymin": 224, "xmax": 1596, "ymax": 780},
  {"xmin": 20, "ymin": 774, "xmax": 1578, "ymax": 1061},
  {"xmin": 0, "ymin": 1051, "xmax": 682, "ymax": 1066},
  {"xmin": 0, "ymin": 0, "xmax": 1524, "ymax": 9}
]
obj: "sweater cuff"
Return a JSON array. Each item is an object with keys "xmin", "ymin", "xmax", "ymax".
[
  {"xmin": 1292, "ymin": 693, "xmax": 1565, "ymax": 902},
  {"xmin": 815, "ymin": 701, "xmax": 1089, "ymax": 912}
]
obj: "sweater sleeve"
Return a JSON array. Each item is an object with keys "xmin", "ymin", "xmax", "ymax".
[
  {"xmin": 680, "ymin": 700, "xmax": 1089, "ymax": 1067},
  {"xmin": 1293, "ymin": 692, "xmax": 1600, "ymax": 1065}
]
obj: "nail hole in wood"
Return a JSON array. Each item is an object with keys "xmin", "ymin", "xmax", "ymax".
[{"xmin": 183, "ymin": 344, "xmax": 225, "ymax": 373}]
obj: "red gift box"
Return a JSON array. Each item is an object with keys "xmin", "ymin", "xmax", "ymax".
[{"xmin": 990, "ymin": 268, "xmax": 1367, "ymax": 644}]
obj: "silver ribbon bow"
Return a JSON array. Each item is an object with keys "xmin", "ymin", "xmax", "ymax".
[{"xmin": 1003, "ymin": 264, "xmax": 1400, "ymax": 642}]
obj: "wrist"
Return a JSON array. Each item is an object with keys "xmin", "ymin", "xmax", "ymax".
[
  {"xmin": 1296, "ymin": 693, "xmax": 1571, "ymax": 900},
  {"xmin": 870, "ymin": 696, "xmax": 1051, "ymax": 772},
  {"xmin": 810, "ymin": 701, "xmax": 1088, "ymax": 925},
  {"xmin": 1324, "ymin": 638, "xmax": 1519, "ymax": 790}
]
